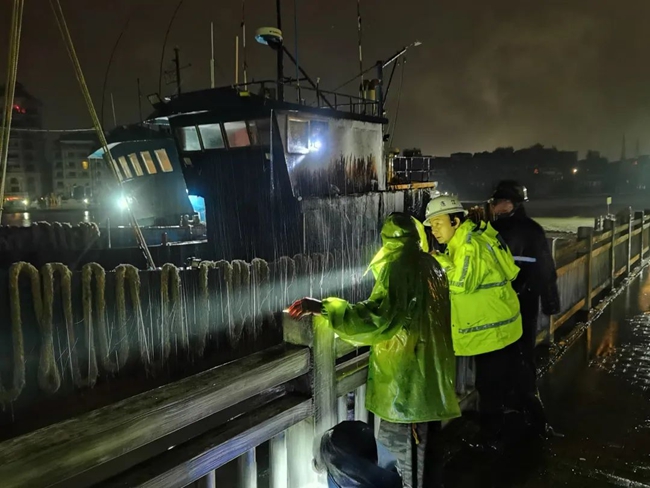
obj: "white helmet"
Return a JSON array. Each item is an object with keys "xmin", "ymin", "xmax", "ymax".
[{"xmin": 424, "ymin": 195, "xmax": 467, "ymax": 226}]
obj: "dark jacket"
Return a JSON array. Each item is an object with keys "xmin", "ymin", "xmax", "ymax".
[{"xmin": 492, "ymin": 206, "xmax": 560, "ymax": 316}]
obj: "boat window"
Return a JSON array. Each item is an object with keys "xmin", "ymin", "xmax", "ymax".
[
  {"xmin": 154, "ymin": 149, "xmax": 174, "ymax": 172},
  {"xmin": 224, "ymin": 121, "xmax": 251, "ymax": 148},
  {"xmin": 198, "ymin": 124, "xmax": 225, "ymax": 149},
  {"xmin": 118, "ymin": 156, "xmax": 133, "ymax": 179},
  {"xmin": 251, "ymin": 118, "xmax": 271, "ymax": 145},
  {"xmin": 140, "ymin": 151, "xmax": 158, "ymax": 174},
  {"xmin": 128, "ymin": 153, "xmax": 144, "ymax": 176},
  {"xmin": 176, "ymin": 126, "xmax": 201, "ymax": 151},
  {"xmin": 287, "ymin": 118, "xmax": 309, "ymax": 154}
]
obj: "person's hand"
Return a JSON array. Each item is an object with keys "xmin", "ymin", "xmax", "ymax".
[{"xmin": 288, "ymin": 298, "xmax": 323, "ymax": 319}]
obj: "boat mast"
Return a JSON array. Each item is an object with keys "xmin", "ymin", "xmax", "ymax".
[
  {"xmin": 210, "ymin": 22, "xmax": 215, "ymax": 88},
  {"xmin": 276, "ymin": 0, "xmax": 284, "ymax": 101}
]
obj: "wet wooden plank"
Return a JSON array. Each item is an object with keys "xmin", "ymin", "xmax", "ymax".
[
  {"xmin": 99, "ymin": 395, "xmax": 312, "ymax": 488},
  {"xmin": 0, "ymin": 345, "xmax": 310, "ymax": 488}
]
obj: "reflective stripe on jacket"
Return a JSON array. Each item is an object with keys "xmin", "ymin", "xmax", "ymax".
[{"xmin": 434, "ymin": 220, "xmax": 523, "ymax": 356}]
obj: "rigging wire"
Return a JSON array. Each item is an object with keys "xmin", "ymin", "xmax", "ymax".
[
  {"xmin": 389, "ymin": 56, "xmax": 406, "ymax": 150},
  {"xmin": 100, "ymin": 14, "xmax": 133, "ymax": 129},
  {"xmin": 158, "ymin": 0, "xmax": 186, "ymax": 96},
  {"xmin": 49, "ymin": 0, "xmax": 156, "ymax": 269},
  {"xmin": 0, "ymin": 0, "xmax": 25, "ymax": 220}
]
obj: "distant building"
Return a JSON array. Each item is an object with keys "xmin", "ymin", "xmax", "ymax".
[
  {"xmin": 0, "ymin": 83, "xmax": 47, "ymax": 201},
  {"xmin": 53, "ymin": 132, "xmax": 100, "ymax": 198}
]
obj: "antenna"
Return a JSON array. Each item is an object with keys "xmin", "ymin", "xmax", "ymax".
[
  {"xmin": 276, "ymin": 0, "xmax": 284, "ymax": 101},
  {"xmin": 357, "ymin": 0, "xmax": 363, "ymax": 99},
  {"xmin": 163, "ymin": 46, "xmax": 191, "ymax": 97},
  {"xmin": 235, "ymin": 35, "xmax": 240, "ymax": 85},
  {"xmin": 241, "ymin": 0, "xmax": 248, "ymax": 88},
  {"xmin": 293, "ymin": 0, "xmax": 300, "ymax": 102},
  {"xmin": 210, "ymin": 22, "xmax": 215, "ymax": 88}
]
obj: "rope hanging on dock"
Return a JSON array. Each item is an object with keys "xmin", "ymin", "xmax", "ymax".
[
  {"xmin": 251, "ymin": 258, "xmax": 271, "ymax": 338},
  {"xmin": 159, "ymin": 263, "xmax": 182, "ymax": 363},
  {"xmin": 231, "ymin": 260, "xmax": 252, "ymax": 346},
  {"xmin": 41, "ymin": 263, "xmax": 94, "ymax": 390},
  {"xmin": 82, "ymin": 263, "xmax": 111, "ymax": 376},
  {"xmin": 115, "ymin": 264, "xmax": 149, "ymax": 370},
  {"xmin": 197, "ymin": 260, "xmax": 217, "ymax": 356},
  {"xmin": 0, "ymin": 262, "xmax": 41, "ymax": 404}
]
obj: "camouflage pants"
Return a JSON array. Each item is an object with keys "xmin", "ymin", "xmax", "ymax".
[{"xmin": 377, "ymin": 420, "xmax": 443, "ymax": 488}]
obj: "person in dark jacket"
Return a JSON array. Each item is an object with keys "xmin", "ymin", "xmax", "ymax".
[{"xmin": 490, "ymin": 180, "xmax": 561, "ymax": 437}]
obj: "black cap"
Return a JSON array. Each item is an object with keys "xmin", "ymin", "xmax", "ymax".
[{"xmin": 491, "ymin": 180, "xmax": 528, "ymax": 203}]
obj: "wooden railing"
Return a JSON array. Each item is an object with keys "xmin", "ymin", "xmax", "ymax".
[{"xmin": 1, "ymin": 210, "xmax": 648, "ymax": 487}]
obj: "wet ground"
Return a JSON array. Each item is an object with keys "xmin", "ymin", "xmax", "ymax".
[{"xmin": 442, "ymin": 267, "xmax": 650, "ymax": 487}]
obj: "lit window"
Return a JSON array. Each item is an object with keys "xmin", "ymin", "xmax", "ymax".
[
  {"xmin": 118, "ymin": 156, "xmax": 133, "ymax": 179},
  {"xmin": 287, "ymin": 119, "xmax": 309, "ymax": 154},
  {"xmin": 128, "ymin": 153, "xmax": 144, "ymax": 176},
  {"xmin": 224, "ymin": 121, "xmax": 251, "ymax": 148},
  {"xmin": 176, "ymin": 126, "xmax": 201, "ymax": 151},
  {"xmin": 140, "ymin": 152, "xmax": 158, "ymax": 174},
  {"xmin": 81, "ymin": 160, "xmax": 89, "ymax": 170},
  {"xmin": 198, "ymin": 124, "xmax": 225, "ymax": 149},
  {"xmin": 154, "ymin": 149, "xmax": 174, "ymax": 172}
]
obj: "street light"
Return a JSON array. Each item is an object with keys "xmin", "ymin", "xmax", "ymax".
[{"xmin": 572, "ymin": 168, "xmax": 578, "ymax": 174}]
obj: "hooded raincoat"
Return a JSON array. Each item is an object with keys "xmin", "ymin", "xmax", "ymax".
[{"xmin": 320, "ymin": 213, "xmax": 461, "ymax": 423}]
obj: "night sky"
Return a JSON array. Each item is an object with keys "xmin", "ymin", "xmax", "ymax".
[{"xmin": 2, "ymin": 0, "xmax": 649, "ymax": 158}]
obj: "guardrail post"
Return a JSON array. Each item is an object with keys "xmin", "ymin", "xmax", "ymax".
[
  {"xmin": 636, "ymin": 211, "xmax": 645, "ymax": 266},
  {"xmin": 578, "ymin": 227, "xmax": 594, "ymax": 319},
  {"xmin": 283, "ymin": 312, "xmax": 336, "ymax": 473},
  {"xmin": 546, "ymin": 238, "xmax": 558, "ymax": 344},
  {"xmin": 196, "ymin": 471, "xmax": 216, "ymax": 488},
  {"xmin": 237, "ymin": 449, "xmax": 258, "ymax": 488},
  {"xmin": 354, "ymin": 385, "xmax": 369, "ymax": 423},
  {"xmin": 627, "ymin": 206, "xmax": 634, "ymax": 276},
  {"xmin": 270, "ymin": 432, "xmax": 288, "ymax": 488},
  {"xmin": 604, "ymin": 218, "xmax": 616, "ymax": 289}
]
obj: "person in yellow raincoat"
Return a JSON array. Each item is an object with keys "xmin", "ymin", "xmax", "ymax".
[
  {"xmin": 289, "ymin": 212, "xmax": 460, "ymax": 488},
  {"xmin": 424, "ymin": 194, "xmax": 523, "ymax": 453}
]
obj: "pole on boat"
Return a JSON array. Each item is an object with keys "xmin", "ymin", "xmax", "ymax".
[
  {"xmin": 357, "ymin": 0, "xmax": 363, "ymax": 100},
  {"xmin": 210, "ymin": 22, "xmax": 215, "ymax": 88},
  {"xmin": 174, "ymin": 46, "xmax": 182, "ymax": 97},
  {"xmin": 276, "ymin": 0, "xmax": 284, "ymax": 101},
  {"xmin": 235, "ymin": 35, "xmax": 240, "ymax": 85},
  {"xmin": 242, "ymin": 0, "xmax": 248, "ymax": 89},
  {"xmin": 293, "ymin": 0, "xmax": 300, "ymax": 102}
]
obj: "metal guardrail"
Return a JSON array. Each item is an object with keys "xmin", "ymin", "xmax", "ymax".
[{"xmin": 1, "ymin": 210, "xmax": 648, "ymax": 488}]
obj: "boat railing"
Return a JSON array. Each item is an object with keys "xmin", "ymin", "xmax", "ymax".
[
  {"xmin": 1, "ymin": 209, "xmax": 648, "ymax": 487},
  {"xmin": 229, "ymin": 79, "xmax": 381, "ymax": 117}
]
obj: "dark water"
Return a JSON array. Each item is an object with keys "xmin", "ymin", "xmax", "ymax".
[
  {"xmin": 442, "ymin": 268, "xmax": 650, "ymax": 487},
  {"xmin": 1, "ymin": 208, "xmax": 131, "ymax": 227}
]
